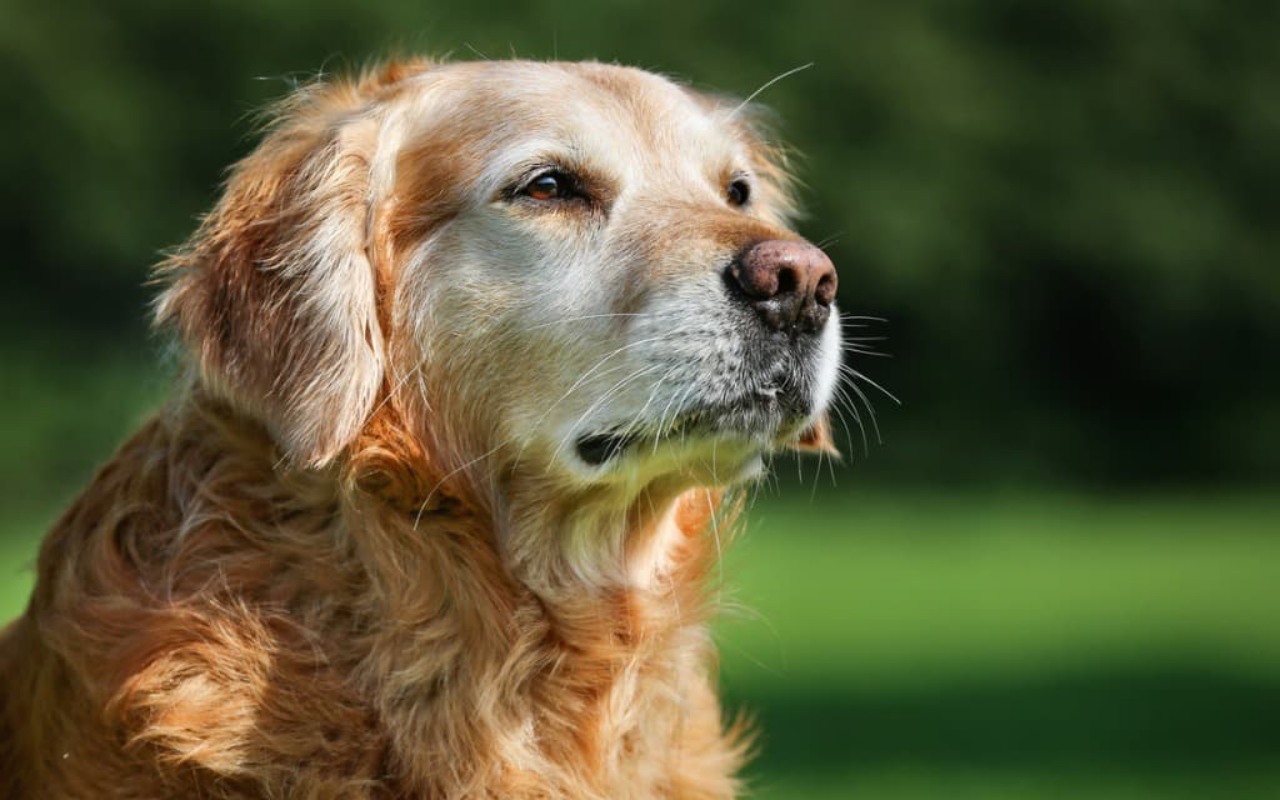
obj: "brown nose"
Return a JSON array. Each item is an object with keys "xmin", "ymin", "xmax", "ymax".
[{"xmin": 727, "ymin": 240, "xmax": 838, "ymax": 334}]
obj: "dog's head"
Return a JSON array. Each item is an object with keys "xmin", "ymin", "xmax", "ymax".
[{"xmin": 157, "ymin": 60, "xmax": 840, "ymax": 500}]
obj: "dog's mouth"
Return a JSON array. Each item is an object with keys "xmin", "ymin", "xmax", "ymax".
[
  {"xmin": 575, "ymin": 433, "xmax": 640, "ymax": 467},
  {"xmin": 573, "ymin": 388, "xmax": 808, "ymax": 468}
]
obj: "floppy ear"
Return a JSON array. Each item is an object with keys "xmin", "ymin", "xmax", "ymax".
[
  {"xmin": 791, "ymin": 412, "xmax": 839, "ymax": 457},
  {"xmin": 154, "ymin": 87, "xmax": 385, "ymax": 467}
]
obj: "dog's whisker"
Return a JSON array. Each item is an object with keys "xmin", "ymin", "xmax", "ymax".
[
  {"xmin": 840, "ymin": 377, "xmax": 882, "ymax": 447},
  {"xmin": 612, "ymin": 364, "xmax": 683, "ymax": 445},
  {"xmin": 704, "ymin": 488, "xmax": 725, "ymax": 597},
  {"xmin": 549, "ymin": 364, "xmax": 667, "ymax": 466},
  {"xmin": 546, "ymin": 334, "xmax": 675, "ymax": 413},
  {"xmin": 830, "ymin": 382, "xmax": 869, "ymax": 456},
  {"xmin": 809, "ymin": 446, "xmax": 823, "ymax": 501},
  {"xmin": 413, "ymin": 437, "xmax": 517, "ymax": 529},
  {"xmin": 515, "ymin": 330, "xmax": 692, "ymax": 470},
  {"xmin": 650, "ymin": 374, "xmax": 700, "ymax": 455},
  {"xmin": 728, "ymin": 62, "xmax": 814, "ymax": 119},
  {"xmin": 462, "ymin": 42, "xmax": 491, "ymax": 61},
  {"xmin": 813, "ymin": 233, "xmax": 844, "ymax": 251},
  {"xmin": 525, "ymin": 312, "xmax": 658, "ymax": 331},
  {"xmin": 511, "ymin": 359, "xmax": 636, "ymax": 468},
  {"xmin": 513, "ymin": 334, "xmax": 680, "ymax": 468},
  {"xmin": 844, "ymin": 347, "xmax": 892, "ymax": 359},
  {"xmin": 838, "ymin": 364, "xmax": 901, "ymax": 406},
  {"xmin": 658, "ymin": 382, "xmax": 702, "ymax": 456},
  {"xmin": 368, "ymin": 358, "xmax": 427, "ymax": 419}
]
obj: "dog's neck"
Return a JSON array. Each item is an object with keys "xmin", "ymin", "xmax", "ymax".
[
  {"xmin": 501, "ymin": 475, "xmax": 724, "ymax": 591},
  {"xmin": 337, "ymin": 412, "xmax": 736, "ymax": 794}
]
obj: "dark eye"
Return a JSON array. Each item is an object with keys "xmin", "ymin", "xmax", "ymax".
[
  {"xmin": 727, "ymin": 177, "xmax": 751, "ymax": 207},
  {"xmin": 521, "ymin": 170, "xmax": 575, "ymax": 202}
]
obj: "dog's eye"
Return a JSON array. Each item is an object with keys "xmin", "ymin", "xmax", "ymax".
[
  {"xmin": 727, "ymin": 178, "xmax": 751, "ymax": 207},
  {"xmin": 520, "ymin": 170, "xmax": 576, "ymax": 202}
]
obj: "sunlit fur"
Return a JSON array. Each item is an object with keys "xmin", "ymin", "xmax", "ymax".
[{"xmin": 0, "ymin": 59, "xmax": 839, "ymax": 798}]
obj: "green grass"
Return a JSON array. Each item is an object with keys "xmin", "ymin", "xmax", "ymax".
[
  {"xmin": 4, "ymin": 490, "xmax": 1278, "ymax": 798},
  {"xmin": 719, "ymin": 492, "xmax": 1280, "ymax": 685},
  {"xmin": 713, "ymin": 491, "xmax": 1280, "ymax": 798}
]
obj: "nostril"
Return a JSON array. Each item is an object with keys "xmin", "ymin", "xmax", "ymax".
[
  {"xmin": 726, "ymin": 256, "xmax": 777, "ymax": 301},
  {"xmin": 815, "ymin": 272, "xmax": 836, "ymax": 306},
  {"xmin": 775, "ymin": 265, "xmax": 798, "ymax": 297}
]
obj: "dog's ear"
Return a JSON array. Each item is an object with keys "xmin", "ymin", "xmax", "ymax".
[
  {"xmin": 790, "ymin": 412, "xmax": 839, "ymax": 457},
  {"xmin": 155, "ymin": 84, "xmax": 387, "ymax": 467}
]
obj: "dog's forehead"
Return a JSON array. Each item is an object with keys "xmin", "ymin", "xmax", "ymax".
[{"xmin": 399, "ymin": 61, "xmax": 744, "ymax": 174}]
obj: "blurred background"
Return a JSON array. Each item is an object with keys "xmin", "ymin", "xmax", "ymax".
[{"xmin": 2, "ymin": 1, "xmax": 1277, "ymax": 797}]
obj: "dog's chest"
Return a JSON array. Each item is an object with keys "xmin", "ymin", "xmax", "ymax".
[{"xmin": 362, "ymin": 595, "xmax": 728, "ymax": 798}]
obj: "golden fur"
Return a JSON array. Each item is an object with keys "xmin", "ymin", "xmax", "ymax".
[{"xmin": 0, "ymin": 58, "xmax": 838, "ymax": 798}]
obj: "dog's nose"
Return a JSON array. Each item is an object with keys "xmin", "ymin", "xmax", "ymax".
[{"xmin": 727, "ymin": 240, "xmax": 838, "ymax": 334}]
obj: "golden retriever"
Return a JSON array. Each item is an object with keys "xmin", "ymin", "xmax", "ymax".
[{"xmin": 0, "ymin": 58, "xmax": 840, "ymax": 799}]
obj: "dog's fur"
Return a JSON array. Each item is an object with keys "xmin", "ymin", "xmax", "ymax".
[{"xmin": 0, "ymin": 59, "xmax": 840, "ymax": 799}]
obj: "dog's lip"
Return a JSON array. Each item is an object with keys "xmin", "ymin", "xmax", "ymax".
[
  {"xmin": 573, "ymin": 387, "xmax": 804, "ymax": 467},
  {"xmin": 575, "ymin": 433, "xmax": 641, "ymax": 467}
]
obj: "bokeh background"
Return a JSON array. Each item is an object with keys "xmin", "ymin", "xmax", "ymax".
[{"xmin": 2, "ymin": 1, "xmax": 1278, "ymax": 797}]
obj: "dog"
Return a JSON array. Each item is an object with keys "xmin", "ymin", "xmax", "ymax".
[{"xmin": 0, "ymin": 58, "xmax": 841, "ymax": 799}]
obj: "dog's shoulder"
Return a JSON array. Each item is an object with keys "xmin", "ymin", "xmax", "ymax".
[{"xmin": 5, "ymin": 408, "xmax": 393, "ymax": 795}]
